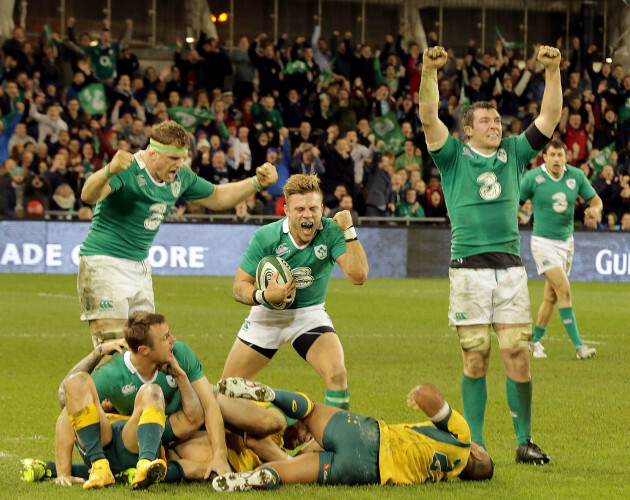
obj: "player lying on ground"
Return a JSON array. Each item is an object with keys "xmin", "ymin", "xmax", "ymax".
[
  {"xmin": 210, "ymin": 377, "xmax": 493, "ymax": 491},
  {"xmin": 223, "ymin": 174, "xmax": 369, "ymax": 410},
  {"xmin": 520, "ymin": 139, "xmax": 602, "ymax": 360}
]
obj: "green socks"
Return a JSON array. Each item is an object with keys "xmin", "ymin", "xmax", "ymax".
[
  {"xmin": 136, "ymin": 406, "xmax": 166, "ymax": 461},
  {"xmin": 559, "ymin": 307, "xmax": 584, "ymax": 348},
  {"xmin": 324, "ymin": 388, "xmax": 350, "ymax": 409},
  {"xmin": 68, "ymin": 404, "xmax": 105, "ymax": 464},
  {"xmin": 506, "ymin": 377, "xmax": 532, "ymax": 446},
  {"xmin": 272, "ymin": 389, "xmax": 314, "ymax": 419},
  {"xmin": 461, "ymin": 374, "xmax": 487, "ymax": 447},
  {"xmin": 533, "ymin": 325, "xmax": 546, "ymax": 343}
]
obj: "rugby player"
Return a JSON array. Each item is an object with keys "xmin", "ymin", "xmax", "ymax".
[
  {"xmin": 77, "ymin": 121, "xmax": 278, "ymax": 347},
  {"xmin": 418, "ymin": 44, "xmax": 562, "ymax": 464},
  {"xmin": 520, "ymin": 139, "xmax": 602, "ymax": 359},
  {"xmin": 221, "ymin": 174, "xmax": 369, "ymax": 409},
  {"xmin": 211, "ymin": 377, "xmax": 493, "ymax": 491}
]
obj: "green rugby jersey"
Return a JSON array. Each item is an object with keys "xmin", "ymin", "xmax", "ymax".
[
  {"xmin": 520, "ymin": 164, "xmax": 596, "ymax": 241},
  {"xmin": 91, "ymin": 341, "xmax": 204, "ymax": 416},
  {"xmin": 80, "ymin": 153, "xmax": 215, "ymax": 260},
  {"xmin": 240, "ymin": 217, "xmax": 347, "ymax": 309},
  {"xmin": 82, "ymin": 43, "xmax": 120, "ymax": 80},
  {"xmin": 429, "ymin": 134, "xmax": 538, "ymax": 259}
]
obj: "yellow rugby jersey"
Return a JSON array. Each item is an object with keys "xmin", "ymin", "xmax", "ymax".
[{"xmin": 378, "ymin": 408, "xmax": 471, "ymax": 485}]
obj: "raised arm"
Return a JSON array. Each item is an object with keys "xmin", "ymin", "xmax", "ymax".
[
  {"xmin": 533, "ymin": 45, "xmax": 562, "ymax": 138},
  {"xmin": 418, "ymin": 47, "xmax": 450, "ymax": 151},
  {"xmin": 332, "ymin": 211, "xmax": 368, "ymax": 285},
  {"xmin": 81, "ymin": 149, "xmax": 133, "ymax": 204}
]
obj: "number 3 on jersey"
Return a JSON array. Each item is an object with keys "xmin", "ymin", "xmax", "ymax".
[
  {"xmin": 477, "ymin": 172, "xmax": 502, "ymax": 201},
  {"xmin": 144, "ymin": 203, "xmax": 167, "ymax": 230}
]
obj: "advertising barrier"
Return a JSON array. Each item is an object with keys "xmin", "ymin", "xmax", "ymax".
[{"xmin": 1, "ymin": 221, "xmax": 628, "ymax": 282}]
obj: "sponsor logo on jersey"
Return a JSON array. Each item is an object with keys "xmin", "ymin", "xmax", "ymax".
[
  {"xmin": 292, "ymin": 267, "xmax": 314, "ymax": 288},
  {"xmin": 566, "ymin": 179, "xmax": 576, "ymax": 190},
  {"xmin": 314, "ymin": 245, "xmax": 328, "ymax": 260},
  {"xmin": 99, "ymin": 300, "xmax": 114, "ymax": 310},
  {"xmin": 455, "ymin": 312, "xmax": 468, "ymax": 320},
  {"xmin": 542, "ymin": 259, "xmax": 550, "ymax": 266},
  {"xmin": 166, "ymin": 375, "xmax": 177, "ymax": 388},
  {"xmin": 171, "ymin": 181, "xmax": 181, "ymax": 197},
  {"xmin": 122, "ymin": 383, "xmax": 137, "ymax": 396},
  {"xmin": 462, "ymin": 147, "xmax": 473, "ymax": 159},
  {"xmin": 477, "ymin": 171, "xmax": 501, "ymax": 200},
  {"xmin": 497, "ymin": 148, "xmax": 507, "ymax": 162},
  {"xmin": 137, "ymin": 175, "xmax": 147, "ymax": 187},
  {"xmin": 275, "ymin": 243, "xmax": 290, "ymax": 257},
  {"xmin": 241, "ymin": 319, "xmax": 250, "ymax": 331},
  {"xmin": 535, "ymin": 175, "xmax": 545, "ymax": 184}
]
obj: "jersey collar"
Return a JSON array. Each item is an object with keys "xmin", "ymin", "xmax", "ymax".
[
  {"xmin": 541, "ymin": 163, "xmax": 567, "ymax": 182},
  {"xmin": 136, "ymin": 151, "xmax": 165, "ymax": 187},
  {"xmin": 124, "ymin": 351, "xmax": 159, "ymax": 384},
  {"xmin": 468, "ymin": 144, "xmax": 497, "ymax": 158},
  {"xmin": 282, "ymin": 217, "xmax": 323, "ymax": 250}
]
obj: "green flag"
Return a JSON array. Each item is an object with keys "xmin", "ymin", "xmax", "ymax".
[
  {"xmin": 284, "ymin": 60, "xmax": 308, "ymax": 75},
  {"xmin": 78, "ymin": 83, "xmax": 107, "ymax": 114},
  {"xmin": 588, "ymin": 143, "xmax": 616, "ymax": 181},
  {"xmin": 369, "ymin": 112, "xmax": 405, "ymax": 155},
  {"xmin": 167, "ymin": 107, "xmax": 216, "ymax": 131},
  {"xmin": 495, "ymin": 26, "xmax": 526, "ymax": 50}
]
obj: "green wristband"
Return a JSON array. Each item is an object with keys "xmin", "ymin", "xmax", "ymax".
[
  {"xmin": 252, "ymin": 175, "xmax": 263, "ymax": 191},
  {"xmin": 104, "ymin": 165, "xmax": 112, "ymax": 179}
]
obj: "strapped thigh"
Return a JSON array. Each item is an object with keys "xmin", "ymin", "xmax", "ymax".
[
  {"xmin": 457, "ymin": 325, "xmax": 491, "ymax": 351},
  {"xmin": 496, "ymin": 325, "xmax": 533, "ymax": 350}
]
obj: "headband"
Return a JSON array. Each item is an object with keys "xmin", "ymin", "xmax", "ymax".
[{"xmin": 149, "ymin": 138, "xmax": 189, "ymax": 155}]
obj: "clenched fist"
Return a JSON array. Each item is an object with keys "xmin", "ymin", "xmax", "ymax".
[
  {"xmin": 422, "ymin": 46, "xmax": 448, "ymax": 71},
  {"xmin": 108, "ymin": 150, "xmax": 134, "ymax": 175},
  {"xmin": 255, "ymin": 162, "xmax": 278, "ymax": 188},
  {"xmin": 332, "ymin": 210, "xmax": 353, "ymax": 231},
  {"xmin": 537, "ymin": 45, "xmax": 561, "ymax": 70}
]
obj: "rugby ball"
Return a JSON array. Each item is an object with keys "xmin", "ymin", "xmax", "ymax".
[{"xmin": 255, "ymin": 255, "xmax": 294, "ymax": 310}]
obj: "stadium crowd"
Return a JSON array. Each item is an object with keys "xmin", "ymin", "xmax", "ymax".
[{"xmin": 1, "ymin": 19, "xmax": 630, "ymax": 229}]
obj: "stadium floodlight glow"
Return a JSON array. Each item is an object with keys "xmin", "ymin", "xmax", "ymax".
[
  {"xmin": 606, "ymin": 57, "xmax": 612, "ymax": 63},
  {"xmin": 211, "ymin": 14, "xmax": 217, "ymax": 22},
  {"xmin": 185, "ymin": 36, "xmax": 195, "ymax": 44},
  {"xmin": 218, "ymin": 12, "xmax": 228, "ymax": 22}
]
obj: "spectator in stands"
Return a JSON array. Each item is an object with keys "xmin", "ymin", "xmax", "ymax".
[
  {"xmin": 24, "ymin": 173, "xmax": 51, "ymax": 213},
  {"xmin": 248, "ymin": 34, "xmax": 281, "ymax": 97},
  {"xmin": 592, "ymin": 164, "xmax": 621, "ymax": 215},
  {"xmin": 394, "ymin": 139, "xmax": 422, "ymax": 174},
  {"xmin": 395, "ymin": 187, "xmax": 425, "ymax": 220},
  {"xmin": 605, "ymin": 212, "xmax": 620, "ymax": 230},
  {"xmin": 290, "ymin": 142, "xmax": 324, "ymax": 176},
  {"xmin": 2, "ymin": 166, "xmax": 26, "ymax": 218},
  {"xmin": 79, "ymin": 18, "xmax": 133, "ymax": 82},
  {"xmin": 329, "ymin": 193, "xmax": 360, "ymax": 226},
  {"xmin": 346, "ymin": 129, "xmax": 371, "ymax": 187},
  {"xmin": 583, "ymin": 209, "xmax": 603, "ymax": 230},
  {"xmin": 424, "ymin": 188, "xmax": 447, "ymax": 219},
  {"xmin": 560, "ymin": 106, "xmax": 593, "ymax": 164},
  {"xmin": 620, "ymin": 212, "xmax": 630, "ymax": 231},
  {"xmin": 0, "ymin": 102, "xmax": 24, "ymax": 164},
  {"xmin": 322, "ymin": 136, "xmax": 355, "ymax": 201},
  {"xmin": 365, "ymin": 151, "xmax": 394, "ymax": 217}
]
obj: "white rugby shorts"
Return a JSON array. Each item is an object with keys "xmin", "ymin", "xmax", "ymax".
[
  {"xmin": 530, "ymin": 235, "xmax": 574, "ymax": 276},
  {"xmin": 77, "ymin": 255, "xmax": 155, "ymax": 321},
  {"xmin": 448, "ymin": 266, "xmax": 531, "ymax": 325},
  {"xmin": 237, "ymin": 303, "xmax": 335, "ymax": 350}
]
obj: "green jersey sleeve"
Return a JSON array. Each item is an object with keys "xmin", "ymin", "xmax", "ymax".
[
  {"xmin": 328, "ymin": 221, "xmax": 347, "ymax": 261},
  {"xmin": 92, "ymin": 354, "xmax": 122, "ymax": 402},
  {"xmin": 179, "ymin": 167, "xmax": 215, "ymax": 200},
  {"xmin": 428, "ymin": 134, "xmax": 460, "ymax": 173},
  {"xmin": 240, "ymin": 232, "xmax": 267, "ymax": 276},
  {"xmin": 577, "ymin": 169, "xmax": 597, "ymax": 201},
  {"xmin": 510, "ymin": 133, "xmax": 539, "ymax": 175},
  {"xmin": 173, "ymin": 342, "xmax": 204, "ymax": 383}
]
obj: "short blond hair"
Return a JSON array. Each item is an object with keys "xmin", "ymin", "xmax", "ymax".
[
  {"xmin": 151, "ymin": 121, "xmax": 190, "ymax": 149},
  {"xmin": 283, "ymin": 174, "xmax": 323, "ymax": 200}
]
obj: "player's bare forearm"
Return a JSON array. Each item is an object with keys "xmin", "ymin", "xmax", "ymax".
[
  {"xmin": 193, "ymin": 377, "xmax": 230, "ymax": 473},
  {"xmin": 406, "ymin": 383, "xmax": 447, "ymax": 418},
  {"xmin": 534, "ymin": 45, "xmax": 563, "ymax": 137},
  {"xmin": 173, "ymin": 369, "xmax": 204, "ymax": 427},
  {"xmin": 199, "ymin": 177, "xmax": 258, "ymax": 211},
  {"xmin": 337, "ymin": 243, "xmax": 369, "ymax": 285},
  {"xmin": 419, "ymin": 47, "xmax": 450, "ymax": 150},
  {"xmin": 245, "ymin": 435, "xmax": 290, "ymax": 462},
  {"xmin": 81, "ymin": 167, "xmax": 113, "ymax": 204},
  {"xmin": 587, "ymin": 194, "xmax": 603, "ymax": 215},
  {"xmin": 233, "ymin": 268, "xmax": 257, "ymax": 305}
]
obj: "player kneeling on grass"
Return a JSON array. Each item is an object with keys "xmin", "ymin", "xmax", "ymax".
[
  {"xmin": 210, "ymin": 377, "xmax": 493, "ymax": 491},
  {"xmin": 222, "ymin": 174, "xmax": 369, "ymax": 410},
  {"xmin": 520, "ymin": 139, "xmax": 602, "ymax": 360}
]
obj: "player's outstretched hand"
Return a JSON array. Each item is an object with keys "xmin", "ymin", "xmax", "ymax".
[
  {"xmin": 536, "ymin": 45, "xmax": 561, "ymax": 70},
  {"xmin": 255, "ymin": 162, "xmax": 278, "ymax": 187},
  {"xmin": 264, "ymin": 270, "xmax": 296, "ymax": 304},
  {"xmin": 406, "ymin": 386, "xmax": 421, "ymax": 411},
  {"xmin": 108, "ymin": 150, "xmax": 133, "ymax": 176},
  {"xmin": 423, "ymin": 46, "xmax": 448, "ymax": 71},
  {"xmin": 53, "ymin": 475, "xmax": 85, "ymax": 486},
  {"xmin": 332, "ymin": 210, "xmax": 353, "ymax": 231}
]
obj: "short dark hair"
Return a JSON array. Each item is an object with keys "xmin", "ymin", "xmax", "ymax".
[
  {"xmin": 462, "ymin": 101, "xmax": 497, "ymax": 128},
  {"xmin": 543, "ymin": 139, "xmax": 568, "ymax": 154},
  {"xmin": 124, "ymin": 312, "xmax": 166, "ymax": 353}
]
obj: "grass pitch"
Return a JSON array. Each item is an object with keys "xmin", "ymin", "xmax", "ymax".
[{"xmin": 1, "ymin": 274, "xmax": 628, "ymax": 499}]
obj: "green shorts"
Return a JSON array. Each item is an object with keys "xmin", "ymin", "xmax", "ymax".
[
  {"xmin": 77, "ymin": 420, "xmax": 138, "ymax": 473},
  {"xmin": 318, "ymin": 411, "xmax": 380, "ymax": 485}
]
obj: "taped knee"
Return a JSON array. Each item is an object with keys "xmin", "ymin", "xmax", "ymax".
[
  {"xmin": 458, "ymin": 326, "xmax": 491, "ymax": 351},
  {"xmin": 496, "ymin": 325, "xmax": 533, "ymax": 350},
  {"xmin": 91, "ymin": 327, "xmax": 125, "ymax": 347}
]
